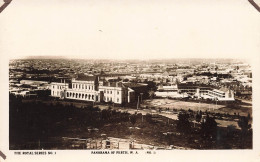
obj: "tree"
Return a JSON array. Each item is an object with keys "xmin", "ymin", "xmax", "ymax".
[
  {"xmin": 145, "ymin": 81, "xmax": 157, "ymax": 91},
  {"xmin": 145, "ymin": 113, "xmax": 152, "ymax": 123},
  {"xmin": 238, "ymin": 116, "xmax": 251, "ymax": 133},
  {"xmin": 195, "ymin": 112, "xmax": 202, "ymax": 123},
  {"xmin": 227, "ymin": 124, "xmax": 236, "ymax": 138},
  {"xmin": 177, "ymin": 113, "xmax": 191, "ymax": 135},
  {"xmin": 101, "ymin": 109, "xmax": 109, "ymax": 120},
  {"xmin": 247, "ymin": 113, "xmax": 251, "ymax": 120},
  {"xmin": 201, "ymin": 116, "xmax": 218, "ymax": 139},
  {"xmin": 238, "ymin": 116, "xmax": 252, "ymax": 148},
  {"xmin": 130, "ymin": 114, "xmax": 137, "ymax": 126}
]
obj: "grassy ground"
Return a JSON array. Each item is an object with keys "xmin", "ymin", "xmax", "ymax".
[
  {"xmin": 142, "ymin": 98, "xmax": 252, "ymax": 116},
  {"xmin": 10, "ymin": 96, "xmax": 252, "ymax": 150}
]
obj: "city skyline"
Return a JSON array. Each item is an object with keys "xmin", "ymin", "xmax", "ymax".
[
  {"xmin": 8, "ymin": 57, "xmax": 253, "ymax": 150},
  {"xmin": 9, "ymin": 56, "xmax": 252, "ymax": 63}
]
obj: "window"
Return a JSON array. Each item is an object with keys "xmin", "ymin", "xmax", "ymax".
[
  {"xmin": 117, "ymin": 91, "xmax": 119, "ymax": 95},
  {"xmin": 117, "ymin": 98, "xmax": 119, "ymax": 102},
  {"xmin": 111, "ymin": 91, "xmax": 112, "ymax": 94}
]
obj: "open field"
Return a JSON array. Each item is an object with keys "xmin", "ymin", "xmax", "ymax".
[
  {"xmin": 142, "ymin": 99, "xmax": 252, "ymax": 117},
  {"xmin": 22, "ymin": 98, "xmax": 252, "ymax": 130}
]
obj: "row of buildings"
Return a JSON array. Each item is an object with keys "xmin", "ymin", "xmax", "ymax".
[
  {"xmin": 51, "ymin": 75, "xmax": 147, "ymax": 104},
  {"xmin": 156, "ymin": 83, "xmax": 235, "ymax": 101},
  {"xmin": 51, "ymin": 74, "xmax": 235, "ymax": 104},
  {"xmin": 9, "ymin": 75, "xmax": 235, "ymax": 103}
]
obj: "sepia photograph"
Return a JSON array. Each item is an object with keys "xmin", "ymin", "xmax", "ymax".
[
  {"xmin": 1, "ymin": 0, "xmax": 260, "ymax": 162},
  {"xmin": 8, "ymin": 58, "xmax": 253, "ymax": 150}
]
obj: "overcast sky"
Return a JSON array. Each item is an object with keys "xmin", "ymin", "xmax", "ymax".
[{"xmin": 0, "ymin": 0, "xmax": 260, "ymax": 60}]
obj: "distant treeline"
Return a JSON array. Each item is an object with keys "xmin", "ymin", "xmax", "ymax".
[
  {"xmin": 13, "ymin": 77, "xmax": 71, "ymax": 83},
  {"xmin": 196, "ymin": 72, "xmax": 232, "ymax": 78},
  {"xmin": 10, "ymin": 69, "xmax": 62, "ymax": 74}
]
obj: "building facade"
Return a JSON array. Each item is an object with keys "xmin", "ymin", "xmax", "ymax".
[
  {"xmin": 99, "ymin": 82, "xmax": 128, "ymax": 104},
  {"xmin": 51, "ymin": 82, "xmax": 69, "ymax": 98},
  {"xmin": 176, "ymin": 83, "xmax": 235, "ymax": 101},
  {"xmin": 50, "ymin": 76, "xmax": 131, "ymax": 104}
]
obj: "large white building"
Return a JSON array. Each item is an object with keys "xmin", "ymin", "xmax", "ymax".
[
  {"xmin": 51, "ymin": 82, "xmax": 69, "ymax": 98},
  {"xmin": 50, "ymin": 76, "xmax": 134, "ymax": 104},
  {"xmin": 166, "ymin": 83, "xmax": 235, "ymax": 101},
  {"xmin": 206, "ymin": 87, "xmax": 234, "ymax": 101}
]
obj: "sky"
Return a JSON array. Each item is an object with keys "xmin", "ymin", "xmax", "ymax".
[{"xmin": 0, "ymin": 0, "xmax": 260, "ymax": 60}]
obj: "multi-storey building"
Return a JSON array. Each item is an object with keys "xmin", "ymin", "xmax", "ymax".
[
  {"xmin": 99, "ymin": 82, "xmax": 128, "ymax": 104},
  {"xmin": 50, "ymin": 75, "xmax": 133, "ymax": 104},
  {"xmin": 65, "ymin": 76, "xmax": 99, "ymax": 102},
  {"xmin": 177, "ymin": 83, "xmax": 235, "ymax": 101},
  {"xmin": 207, "ymin": 88, "xmax": 234, "ymax": 101},
  {"xmin": 51, "ymin": 82, "xmax": 69, "ymax": 98}
]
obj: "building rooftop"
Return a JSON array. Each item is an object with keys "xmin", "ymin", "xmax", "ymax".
[
  {"xmin": 177, "ymin": 83, "xmax": 213, "ymax": 89},
  {"xmin": 123, "ymin": 83, "xmax": 147, "ymax": 88},
  {"xmin": 218, "ymin": 87, "xmax": 229, "ymax": 92},
  {"xmin": 103, "ymin": 82, "xmax": 123, "ymax": 87},
  {"xmin": 76, "ymin": 74, "xmax": 97, "ymax": 81}
]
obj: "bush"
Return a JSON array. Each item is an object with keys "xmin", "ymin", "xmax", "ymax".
[
  {"xmin": 177, "ymin": 113, "xmax": 191, "ymax": 135},
  {"xmin": 130, "ymin": 114, "xmax": 137, "ymax": 126}
]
